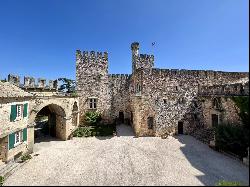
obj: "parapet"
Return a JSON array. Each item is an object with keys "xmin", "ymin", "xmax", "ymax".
[
  {"xmin": 109, "ymin": 74, "xmax": 131, "ymax": 79},
  {"xmin": 24, "ymin": 76, "xmax": 35, "ymax": 87},
  {"xmin": 76, "ymin": 50, "xmax": 108, "ymax": 62},
  {"xmin": 7, "ymin": 74, "xmax": 58, "ymax": 90},
  {"xmin": 131, "ymin": 42, "xmax": 139, "ymax": 50},
  {"xmin": 139, "ymin": 54, "xmax": 154, "ymax": 62},
  {"xmin": 198, "ymin": 82, "xmax": 249, "ymax": 96},
  {"xmin": 8, "ymin": 74, "xmax": 20, "ymax": 86},
  {"xmin": 151, "ymin": 68, "xmax": 249, "ymax": 79},
  {"xmin": 38, "ymin": 78, "xmax": 46, "ymax": 88}
]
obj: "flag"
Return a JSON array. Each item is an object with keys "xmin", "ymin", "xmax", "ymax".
[{"xmin": 152, "ymin": 42, "xmax": 156, "ymax": 46}]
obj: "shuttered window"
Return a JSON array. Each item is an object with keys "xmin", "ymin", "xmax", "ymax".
[
  {"xmin": 10, "ymin": 103, "xmax": 28, "ymax": 121},
  {"xmin": 10, "ymin": 105, "xmax": 17, "ymax": 122},
  {"xmin": 16, "ymin": 105, "xmax": 23, "ymax": 118},
  {"xmin": 8, "ymin": 128, "xmax": 28, "ymax": 150},
  {"xmin": 14, "ymin": 131, "xmax": 22, "ymax": 146},
  {"xmin": 8, "ymin": 132, "xmax": 15, "ymax": 150},
  {"xmin": 23, "ymin": 103, "xmax": 28, "ymax": 117},
  {"xmin": 23, "ymin": 128, "xmax": 27, "ymax": 142}
]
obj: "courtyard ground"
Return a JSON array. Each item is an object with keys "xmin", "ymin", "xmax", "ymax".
[{"xmin": 4, "ymin": 124, "xmax": 249, "ymax": 186}]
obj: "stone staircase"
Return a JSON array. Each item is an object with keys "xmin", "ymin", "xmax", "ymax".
[{"xmin": 0, "ymin": 159, "xmax": 23, "ymax": 180}]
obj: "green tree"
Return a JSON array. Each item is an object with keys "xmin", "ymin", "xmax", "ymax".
[
  {"xmin": 0, "ymin": 78, "xmax": 7, "ymax": 82},
  {"xmin": 58, "ymin": 78, "xmax": 76, "ymax": 93}
]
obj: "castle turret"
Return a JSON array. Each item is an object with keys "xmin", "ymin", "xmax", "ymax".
[
  {"xmin": 76, "ymin": 50, "xmax": 111, "ymax": 123},
  {"xmin": 131, "ymin": 42, "xmax": 154, "ymax": 73},
  {"xmin": 131, "ymin": 42, "xmax": 139, "ymax": 56}
]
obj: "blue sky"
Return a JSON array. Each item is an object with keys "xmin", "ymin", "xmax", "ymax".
[{"xmin": 0, "ymin": 0, "xmax": 249, "ymax": 81}]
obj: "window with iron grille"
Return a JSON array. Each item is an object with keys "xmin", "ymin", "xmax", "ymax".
[
  {"xmin": 16, "ymin": 104, "xmax": 23, "ymax": 118},
  {"xmin": 89, "ymin": 98, "xmax": 97, "ymax": 109},
  {"xmin": 14, "ymin": 131, "xmax": 22, "ymax": 146}
]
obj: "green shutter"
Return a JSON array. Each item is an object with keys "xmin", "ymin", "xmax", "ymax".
[
  {"xmin": 23, "ymin": 128, "xmax": 27, "ymax": 142},
  {"xmin": 23, "ymin": 103, "xmax": 28, "ymax": 118},
  {"xmin": 9, "ymin": 133, "xmax": 15, "ymax": 150},
  {"xmin": 10, "ymin": 105, "xmax": 17, "ymax": 122}
]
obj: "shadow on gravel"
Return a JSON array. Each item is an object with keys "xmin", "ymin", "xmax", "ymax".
[
  {"xmin": 34, "ymin": 135, "xmax": 63, "ymax": 144},
  {"xmin": 175, "ymin": 135, "xmax": 249, "ymax": 186},
  {"xmin": 116, "ymin": 124, "xmax": 135, "ymax": 137}
]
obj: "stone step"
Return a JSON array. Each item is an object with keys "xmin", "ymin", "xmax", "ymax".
[
  {"xmin": 0, "ymin": 161, "xmax": 6, "ymax": 173},
  {"xmin": 0, "ymin": 160, "xmax": 20, "ymax": 179}
]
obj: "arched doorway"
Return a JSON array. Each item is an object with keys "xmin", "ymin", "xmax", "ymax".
[
  {"xmin": 178, "ymin": 121, "xmax": 184, "ymax": 134},
  {"xmin": 34, "ymin": 104, "xmax": 66, "ymax": 142},
  {"xmin": 118, "ymin": 111, "xmax": 124, "ymax": 124}
]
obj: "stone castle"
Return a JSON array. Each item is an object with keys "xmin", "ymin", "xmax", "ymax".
[
  {"xmin": 76, "ymin": 42, "xmax": 249, "ymax": 137},
  {"xmin": 0, "ymin": 41, "xmax": 249, "ymax": 163}
]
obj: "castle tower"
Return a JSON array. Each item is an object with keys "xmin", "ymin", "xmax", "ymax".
[
  {"xmin": 131, "ymin": 42, "xmax": 139, "ymax": 73},
  {"xmin": 76, "ymin": 50, "xmax": 111, "ymax": 123},
  {"xmin": 131, "ymin": 42, "xmax": 154, "ymax": 73}
]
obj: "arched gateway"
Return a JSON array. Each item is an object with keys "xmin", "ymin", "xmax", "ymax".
[
  {"xmin": 26, "ymin": 97, "xmax": 79, "ymax": 153},
  {"xmin": 34, "ymin": 104, "xmax": 66, "ymax": 141}
]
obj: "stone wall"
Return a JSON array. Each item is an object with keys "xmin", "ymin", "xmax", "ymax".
[
  {"xmin": 75, "ymin": 42, "xmax": 249, "ymax": 137},
  {"xmin": 128, "ymin": 45, "xmax": 248, "ymax": 137},
  {"xmin": 200, "ymin": 96, "xmax": 241, "ymax": 128},
  {"xmin": 108, "ymin": 74, "xmax": 131, "ymax": 122},
  {"xmin": 76, "ymin": 50, "xmax": 111, "ymax": 123},
  {"xmin": 8, "ymin": 74, "xmax": 58, "ymax": 90}
]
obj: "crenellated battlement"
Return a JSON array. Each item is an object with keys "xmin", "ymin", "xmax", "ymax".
[
  {"xmin": 76, "ymin": 50, "xmax": 108, "ymax": 63},
  {"xmin": 138, "ymin": 54, "xmax": 154, "ymax": 62},
  {"xmin": 8, "ymin": 74, "xmax": 58, "ymax": 90},
  {"xmin": 151, "ymin": 68, "xmax": 248, "ymax": 79},
  {"xmin": 109, "ymin": 74, "xmax": 131, "ymax": 79},
  {"xmin": 198, "ymin": 81, "xmax": 249, "ymax": 96},
  {"xmin": 132, "ymin": 42, "xmax": 155, "ymax": 72}
]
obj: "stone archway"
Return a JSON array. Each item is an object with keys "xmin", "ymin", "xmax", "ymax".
[
  {"xmin": 26, "ymin": 97, "xmax": 79, "ymax": 153},
  {"xmin": 34, "ymin": 104, "xmax": 66, "ymax": 142}
]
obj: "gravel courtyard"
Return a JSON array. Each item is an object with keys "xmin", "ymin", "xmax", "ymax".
[{"xmin": 4, "ymin": 124, "xmax": 249, "ymax": 186}]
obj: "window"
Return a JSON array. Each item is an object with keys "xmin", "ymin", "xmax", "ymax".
[
  {"xmin": 14, "ymin": 131, "xmax": 22, "ymax": 146},
  {"xmin": 16, "ymin": 105, "xmax": 23, "ymax": 118},
  {"xmin": 135, "ymin": 83, "xmax": 141, "ymax": 95},
  {"xmin": 89, "ymin": 98, "xmax": 97, "ymax": 109},
  {"xmin": 213, "ymin": 98, "xmax": 221, "ymax": 110},
  {"xmin": 147, "ymin": 117, "xmax": 154, "ymax": 130},
  {"xmin": 163, "ymin": 99, "xmax": 167, "ymax": 104}
]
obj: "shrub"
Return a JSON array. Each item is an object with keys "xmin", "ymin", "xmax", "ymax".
[
  {"xmin": 215, "ymin": 124, "xmax": 249, "ymax": 158},
  {"xmin": 0, "ymin": 176, "xmax": 4, "ymax": 186},
  {"xmin": 21, "ymin": 154, "xmax": 32, "ymax": 162},
  {"xmin": 232, "ymin": 96, "xmax": 249, "ymax": 128},
  {"xmin": 73, "ymin": 126, "xmax": 94, "ymax": 137},
  {"xmin": 84, "ymin": 111, "xmax": 102, "ymax": 126},
  {"xmin": 216, "ymin": 180, "xmax": 242, "ymax": 186},
  {"xmin": 73, "ymin": 124, "xmax": 116, "ymax": 137}
]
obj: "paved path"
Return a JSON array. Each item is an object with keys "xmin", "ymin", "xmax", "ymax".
[{"xmin": 4, "ymin": 124, "xmax": 249, "ymax": 186}]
